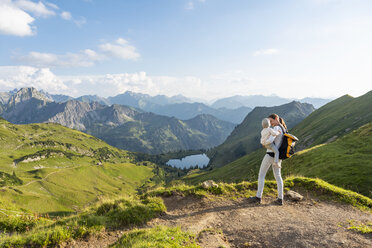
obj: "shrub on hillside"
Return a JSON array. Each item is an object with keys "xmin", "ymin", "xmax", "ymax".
[
  {"xmin": 95, "ymin": 197, "xmax": 166, "ymax": 227},
  {"xmin": 0, "ymin": 215, "xmax": 46, "ymax": 233}
]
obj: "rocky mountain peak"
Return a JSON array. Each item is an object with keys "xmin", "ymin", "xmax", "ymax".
[{"xmin": 7, "ymin": 87, "xmax": 53, "ymax": 107}]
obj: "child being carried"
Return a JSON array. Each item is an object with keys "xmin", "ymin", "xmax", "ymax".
[{"xmin": 260, "ymin": 118, "xmax": 281, "ymax": 168}]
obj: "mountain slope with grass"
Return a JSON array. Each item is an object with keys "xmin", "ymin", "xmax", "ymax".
[
  {"xmin": 185, "ymin": 122, "xmax": 372, "ymax": 198},
  {"xmin": 282, "ymin": 122, "xmax": 372, "ymax": 198},
  {"xmin": 291, "ymin": 90, "xmax": 372, "ymax": 150},
  {"xmin": 208, "ymin": 101, "xmax": 315, "ymax": 168},
  {"xmin": 0, "ymin": 117, "xmax": 158, "ymax": 214}
]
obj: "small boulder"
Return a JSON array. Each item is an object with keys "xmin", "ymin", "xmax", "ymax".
[
  {"xmin": 285, "ymin": 190, "xmax": 304, "ymax": 201},
  {"xmin": 201, "ymin": 180, "xmax": 218, "ymax": 189}
]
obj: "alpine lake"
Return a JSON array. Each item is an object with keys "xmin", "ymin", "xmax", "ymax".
[{"xmin": 166, "ymin": 153, "xmax": 210, "ymax": 169}]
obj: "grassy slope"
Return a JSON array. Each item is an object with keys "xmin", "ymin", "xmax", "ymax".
[
  {"xmin": 184, "ymin": 123, "xmax": 372, "ymax": 198},
  {"xmin": 112, "ymin": 226, "xmax": 200, "ymax": 248},
  {"xmin": 282, "ymin": 122, "xmax": 372, "ymax": 197},
  {"xmin": 0, "ymin": 196, "xmax": 167, "ymax": 247},
  {"xmin": 0, "ymin": 118, "xmax": 155, "ymax": 214},
  {"xmin": 291, "ymin": 90, "xmax": 372, "ymax": 149}
]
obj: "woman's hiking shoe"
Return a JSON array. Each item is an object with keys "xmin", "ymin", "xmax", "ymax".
[
  {"xmin": 249, "ymin": 196, "xmax": 261, "ymax": 204},
  {"xmin": 274, "ymin": 198, "xmax": 284, "ymax": 206}
]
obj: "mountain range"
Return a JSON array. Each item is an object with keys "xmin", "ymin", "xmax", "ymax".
[
  {"xmin": 73, "ymin": 91, "xmax": 252, "ymax": 124},
  {"xmin": 0, "ymin": 88, "xmax": 331, "ymax": 124},
  {"xmin": 0, "ymin": 88, "xmax": 235, "ymax": 154}
]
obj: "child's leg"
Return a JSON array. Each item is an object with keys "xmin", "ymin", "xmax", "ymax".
[{"xmin": 269, "ymin": 143, "xmax": 280, "ymax": 165}]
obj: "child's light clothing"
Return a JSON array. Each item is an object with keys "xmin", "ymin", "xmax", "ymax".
[
  {"xmin": 260, "ymin": 127, "xmax": 280, "ymax": 146},
  {"xmin": 260, "ymin": 127, "xmax": 281, "ymax": 167}
]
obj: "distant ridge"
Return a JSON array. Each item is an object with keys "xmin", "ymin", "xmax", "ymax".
[
  {"xmin": 211, "ymin": 95, "xmax": 290, "ymax": 109},
  {"xmin": 145, "ymin": 102, "xmax": 251, "ymax": 124},
  {"xmin": 210, "ymin": 95, "xmax": 332, "ymax": 109}
]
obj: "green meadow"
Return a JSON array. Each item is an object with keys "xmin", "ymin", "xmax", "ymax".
[{"xmin": 0, "ymin": 118, "xmax": 156, "ymax": 214}]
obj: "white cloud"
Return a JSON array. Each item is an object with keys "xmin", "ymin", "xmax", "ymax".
[
  {"xmin": 60, "ymin": 72, "xmax": 155, "ymax": 97},
  {"xmin": 185, "ymin": 0, "xmax": 206, "ymax": 11},
  {"xmin": 0, "ymin": 66, "xmax": 208, "ymax": 99},
  {"xmin": 63, "ymin": 72, "xmax": 258, "ymax": 100},
  {"xmin": 44, "ymin": 1, "xmax": 58, "ymax": 10},
  {"xmin": 116, "ymin": 38, "xmax": 128, "ymax": 45},
  {"xmin": 14, "ymin": 0, "xmax": 55, "ymax": 18},
  {"xmin": 59, "ymin": 11, "xmax": 87, "ymax": 28},
  {"xmin": 0, "ymin": 66, "xmax": 67, "ymax": 94},
  {"xmin": 99, "ymin": 38, "xmax": 140, "ymax": 60},
  {"xmin": 0, "ymin": 0, "xmax": 85, "ymax": 37},
  {"xmin": 185, "ymin": 2, "xmax": 194, "ymax": 10},
  {"xmin": 0, "ymin": 0, "xmax": 35, "ymax": 36},
  {"xmin": 16, "ymin": 51, "xmax": 96, "ymax": 67},
  {"xmin": 311, "ymin": 0, "xmax": 344, "ymax": 4},
  {"xmin": 19, "ymin": 52, "xmax": 58, "ymax": 66},
  {"xmin": 253, "ymin": 49, "xmax": 279, "ymax": 56},
  {"xmin": 60, "ymin": 11, "xmax": 72, "ymax": 20},
  {"xmin": 73, "ymin": 16, "xmax": 86, "ymax": 27},
  {"xmin": 15, "ymin": 38, "xmax": 140, "ymax": 67}
]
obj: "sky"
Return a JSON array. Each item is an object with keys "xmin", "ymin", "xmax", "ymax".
[{"xmin": 0, "ymin": 0, "xmax": 372, "ymax": 100}]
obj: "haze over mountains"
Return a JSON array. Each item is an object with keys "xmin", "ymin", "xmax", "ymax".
[{"xmin": 212, "ymin": 95, "xmax": 330, "ymax": 109}]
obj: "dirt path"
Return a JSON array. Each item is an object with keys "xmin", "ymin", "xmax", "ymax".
[
  {"xmin": 19, "ymin": 170, "xmax": 60, "ymax": 187},
  {"xmin": 153, "ymin": 195, "xmax": 372, "ymax": 247},
  {"xmin": 68, "ymin": 194, "xmax": 372, "ymax": 248}
]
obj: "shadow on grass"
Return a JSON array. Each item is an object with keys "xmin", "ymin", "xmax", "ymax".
[{"xmin": 45, "ymin": 211, "xmax": 75, "ymax": 217}]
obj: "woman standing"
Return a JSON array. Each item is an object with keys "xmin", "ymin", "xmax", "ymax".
[{"xmin": 250, "ymin": 113, "xmax": 287, "ymax": 205}]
